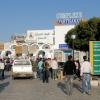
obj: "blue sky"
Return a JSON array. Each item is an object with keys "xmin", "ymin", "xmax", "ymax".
[{"xmin": 0, "ymin": 0, "xmax": 100, "ymax": 42}]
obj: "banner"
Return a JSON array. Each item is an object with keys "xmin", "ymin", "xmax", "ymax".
[{"xmin": 90, "ymin": 41, "xmax": 100, "ymax": 75}]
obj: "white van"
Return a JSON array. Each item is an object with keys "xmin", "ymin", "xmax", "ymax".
[{"xmin": 12, "ymin": 59, "xmax": 33, "ymax": 79}]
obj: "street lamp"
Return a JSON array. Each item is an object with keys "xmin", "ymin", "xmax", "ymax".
[{"xmin": 71, "ymin": 34, "xmax": 76, "ymax": 61}]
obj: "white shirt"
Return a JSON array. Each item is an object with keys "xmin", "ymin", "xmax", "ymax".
[
  {"xmin": 80, "ymin": 61, "xmax": 91, "ymax": 76},
  {"xmin": 51, "ymin": 60, "xmax": 58, "ymax": 69},
  {"xmin": 0, "ymin": 62, "xmax": 4, "ymax": 69}
]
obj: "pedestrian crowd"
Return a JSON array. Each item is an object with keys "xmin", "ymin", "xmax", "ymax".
[
  {"xmin": 35, "ymin": 57, "xmax": 58, "ymax": 83},
  {"xmin": 30, "ymin": 54, "xmax": 92, "ymax": 96},
  {"xmin": 0, "ymin": 55, "xmax": 92, "ymax": 96}
]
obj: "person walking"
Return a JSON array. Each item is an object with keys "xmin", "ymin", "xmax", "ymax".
[
  {"xmin": 42, "ymin": 59, "xmax": 49, "ymax": 83},
  {"xmin": 51, "ymin": 57, "xmax": 58, "ymax": 80},
  {"xmin": 63, "ymin": 55, "xmax": 76, "ymax": 95},
  {"xmin": 37, "ymin": 58, "xmax": 44, "ymax": 80},
  {"xmin": 74, "ymin": 60, "xmax": 81, "ymax": 80},
  {"xmin": 80, "ymin": 56, "xmax": 92, "ymax": 95},
  {"xmin": 0, "ymin": 59, "xmax": 5, "ymax": 79},
  {"xmin": 47, "ymin": 58, "xmax": 53, "ymax": 79}
]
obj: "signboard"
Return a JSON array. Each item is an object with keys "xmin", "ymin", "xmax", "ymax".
[
  {"xmin": 56, "ymin": 12, "xmax": 82, "ymax": 25},
  {"xmin": 90, "ymin": 41, "xmax": 100, "ymax": 75},
  {"xmin": 27, "ymin": 31, "xmax": 54, "ymax": 44},
  {"xmin": 59, "ymin": 44, "xmax": 69, "ymax": 49},
  {"xmin": 56, "ymin": 12, "xmax": 82, "ymax": 19}
]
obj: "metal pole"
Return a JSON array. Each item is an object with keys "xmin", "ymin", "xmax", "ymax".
[
  {"xmin": 72, "ymin": 39, "xmax": 74, "ymax": 61},
  {"xmin": 71, "ymin": 34, "xmax": 76, "ymax": 61}
]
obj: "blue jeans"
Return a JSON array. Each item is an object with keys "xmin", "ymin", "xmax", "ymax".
[
  {"xmin": 82, "ymin": 73, "xmax": 91, "ymax": 94},
  {"xmin": 42, "ymin": 69, "xmax": 49, "ymax": 83},
  {"xmin": 52, "ymin": 69, "xmax": 58, "ymax": 80},
  {"xmin": 65, "ymin": 75, "xmax": 73, "ymax": 95},
  {"xmin": 38, "ymin": 69, "xmax": 43, "ymax": 80}
]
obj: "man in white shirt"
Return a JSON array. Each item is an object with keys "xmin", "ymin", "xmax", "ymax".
[
  {"xmin": 80, "ymin": 56, "xmax": 92, "ymax": 95},
  {"xmin": 51, "ymin": 57, "xmax": 58, "ymax": 80}
]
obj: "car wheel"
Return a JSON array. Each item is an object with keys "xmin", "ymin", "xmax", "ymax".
[{"xmin": 30, "ymin": 76, "xmax": 34, "ymax": 79}]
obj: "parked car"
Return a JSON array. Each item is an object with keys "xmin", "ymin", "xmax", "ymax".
[{"xmin": 12, "ymin": 59, "xmax": 33, "ymax": 79}]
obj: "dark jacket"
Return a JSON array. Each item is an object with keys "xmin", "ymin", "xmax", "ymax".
[{"xmin": 63, "ymin": 61, "xmax": 76, "ymax": 75}]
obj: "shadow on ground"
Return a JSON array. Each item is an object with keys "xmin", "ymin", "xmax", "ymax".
[
  {"xmin": 57, "ymin": 82, "xmax": 67, "ymax": 95},
  {"xmin": 57, "ymin": 81, "xmax": 82, "ymax": 95},
  {"xmin": 73, "ymin": 82, "xmax": 82, "ymax": 92},
  {"xmin": 12, "ymin": 77, "xmax": 34, "ymax": 80},
  {"xmin": 0, "ymin": 81, "xmax": 10, "ymax": 93}
]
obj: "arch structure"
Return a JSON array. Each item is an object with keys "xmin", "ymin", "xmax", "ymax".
[
  {"xmin": 42, "ymin": 44, "xmax": 50, "ymax": 49},
  {"xmin": 8, "ymin": 43, "xmax": 54, "ymax": 59},
  {"xmin": 37, "ymin": 44, "xmax": 53, "ymax": 58},
  {"xmin": 28, "ymin": 44, "xmax": 39, "ymax": 55},
  {"xmin": 22, "ymin": 44, "xmax": 28, "ymax": 55}
]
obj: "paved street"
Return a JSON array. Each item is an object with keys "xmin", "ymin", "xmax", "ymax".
[{"xmin": 0, "ymin": 72, "xmax": 100, "ymax": 100}]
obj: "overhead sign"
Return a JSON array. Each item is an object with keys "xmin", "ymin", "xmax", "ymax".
[
  {"xmin": 56, "ymin": 12, "xmax": 82, "ymax": 25},
  {"xmin": 90, "ymin": 41, "xmax": 100, "ymax": 75},
  {"xmin": 56, "ymin": 12, "xmax": 82, "ymax": 19}
]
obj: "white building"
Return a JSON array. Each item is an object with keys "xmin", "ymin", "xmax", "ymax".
[
  {"xmin": 24, "ymin": 12, "xmax": 82, "ymax": 60},
  {"xmin": 24, "ymin": 25, "xmax": 75, "ymax": 60},
  {"xmin": 54, "ymin": 25, "xmax": 75, "ymax": 49},
  {"xmin": 25, "ymin": 29, "xmax": 54, "ymax": 58}
]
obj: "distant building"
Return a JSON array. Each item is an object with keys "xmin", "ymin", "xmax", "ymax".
[
  {"xmin": 3, "ymin": 12, "xmax": 83, "ymax": 61},
  {"xmin": 0, "ymin": 43, "xmax": 4, "ymax": 51},
  {"xmin": 11, "ymin": 35, "xmax": 25, "ymax": 43}
]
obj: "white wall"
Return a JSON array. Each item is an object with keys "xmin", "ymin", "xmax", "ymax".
[
  {"xmin": 4, "ymin": 42, "xmax": 12, "ymax": 50},
  {"xmin": 54, "ymin": 25, "xmax": 75, "ymax": 49}
]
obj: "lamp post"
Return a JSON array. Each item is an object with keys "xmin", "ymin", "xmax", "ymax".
[{"xmin": 71, "ymin": 34, "xmax": 76, "ymax": 61}]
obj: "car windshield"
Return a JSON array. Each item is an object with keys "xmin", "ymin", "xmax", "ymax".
[{"xmin": 14, "ymin": 60, "xmax": 31, "ymax": 65}]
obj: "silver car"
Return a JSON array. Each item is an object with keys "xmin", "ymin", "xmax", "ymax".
[{"xmin": 12, "ymin": 59, "xmax": 33, "ymax": 79}]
